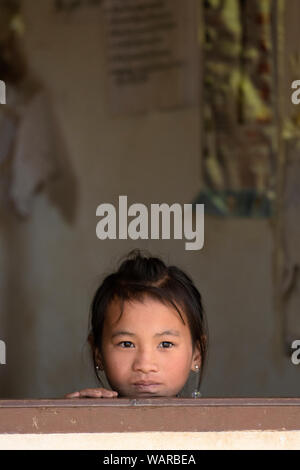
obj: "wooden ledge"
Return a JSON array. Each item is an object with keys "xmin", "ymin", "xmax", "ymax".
[
  {"xmin": 1, "ymin": 397, "xmax": 300, "ymax": 407},
  {"xmin": 0, "ymin": 398, "xmax": 299, "ymax": 433}
]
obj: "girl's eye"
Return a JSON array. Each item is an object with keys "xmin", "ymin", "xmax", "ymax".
[
  {"xmin": 117, "ymin": 341, "xmax": 174, "ymax": 348},
  {"xmin": 118, "ymin": 341, "xmax": 134, "ymax": 348},
  {"xmin": 159, "ymin": 341, "xmax": 174, "ymax": 348}
]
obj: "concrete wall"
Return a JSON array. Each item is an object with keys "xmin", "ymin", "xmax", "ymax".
[{"xmin": 0, "ymin": 0, "xmax": 298, "ymax": 398}]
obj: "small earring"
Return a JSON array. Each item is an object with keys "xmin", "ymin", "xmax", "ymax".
[{"xmin": 192, "ymin": 364, "xmax": 202, "ymax": 398}]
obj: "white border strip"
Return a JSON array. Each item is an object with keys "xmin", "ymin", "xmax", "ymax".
[{"xmin": 0, "ymin": 431, "xmax": 299, "ymax": 450}]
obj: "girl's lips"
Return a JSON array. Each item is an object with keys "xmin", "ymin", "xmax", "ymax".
[
  {"xmin": 132, "ymin": 382, "xmax": 161, "ymax": 391},
  {"xmin": 133, "ymin": 381, "xmax": 159, "ymax": 385}
]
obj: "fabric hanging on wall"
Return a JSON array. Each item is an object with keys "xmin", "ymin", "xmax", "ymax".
[
  {"xmin": 0, "ymin": 82, "xmax": 59, "ymax": 217},
  {"xmin": 11, "ymin": 87, "xmax": 59, "ymax": 217},
  {"xmin": 0, "ymin": 3, "xmax": 71, "ymax": 219},
  {"xmin": 196, "ymin": 0, "xmax": 276, "ymax": 217}
]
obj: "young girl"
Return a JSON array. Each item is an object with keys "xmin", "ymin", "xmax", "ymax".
[{"xmin": 66, "ymin": 249, "xmax": 208, "ymax": 399}]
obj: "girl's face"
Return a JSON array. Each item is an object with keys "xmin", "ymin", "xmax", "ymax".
[{"xmin": 96, "ymin": 297, "xmax": 201, "ymax": 398}]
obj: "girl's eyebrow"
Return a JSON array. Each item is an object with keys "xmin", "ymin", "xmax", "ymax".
[
  {"xmin": 111, "ymin": 329, "xmax": 181, "ymax": 338},
  {"xmin": 155, "ymin": 330, "xmax": 181, "ymax": 337},
  {"xmin": 111, "ymin": 331, "xmax": 135, "ymax": 338}
]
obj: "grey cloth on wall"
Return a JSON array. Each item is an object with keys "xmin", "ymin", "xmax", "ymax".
[
  {"xmin": 0, "ymin": 83, "xmax": 59, "ymax": 217},
  {"xmin": 10, "ymin": 89, "xmax": 59, "ymax": 216}
]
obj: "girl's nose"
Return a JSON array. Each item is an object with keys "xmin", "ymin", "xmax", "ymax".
[{"xmin": 132, "ymin": 351, "xmax": 159, "ymax": 373}]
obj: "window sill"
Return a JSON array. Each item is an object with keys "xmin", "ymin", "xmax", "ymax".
[{"xmin": 0, "ymin": 398, "xmax": 299, "ymax": 433}]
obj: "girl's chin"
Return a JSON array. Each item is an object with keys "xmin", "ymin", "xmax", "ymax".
[
  {"xmin": 118, "ymin": 391, "xmax": 162, "ymax": 398},
  {"xmin": 117, "ymin": 388, "xmax": 177, "ymax": 398}
]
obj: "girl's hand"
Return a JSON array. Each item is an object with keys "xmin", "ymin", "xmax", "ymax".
[{"xmin": 65, "ymin": 388, "xmax": 118, "ymax": 398}]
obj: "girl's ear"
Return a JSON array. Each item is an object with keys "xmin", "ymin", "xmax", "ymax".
[
  {"xmin": 95, "ymin": 348, "xmax": 104, "ymax": 370},
  {"xmin": 88, "ymin": 332, "xmax": 94, "ymax": 348},
  {"xmin": 191, "ymin": 340, "xmax": 202, "ymax": 370},
  {"xmin": 88, "ymin": 333, "xmax": 104, "ymax": 370}
]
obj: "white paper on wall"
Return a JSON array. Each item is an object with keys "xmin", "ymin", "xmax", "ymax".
[{"xmin": 103, "ymin": 0, "xmax": 200, "ymax": 115}]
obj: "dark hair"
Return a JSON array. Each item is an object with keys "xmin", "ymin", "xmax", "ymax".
[{"xmin": 88, "ymin": 249, "xmax": 209, "ymax": 394}]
